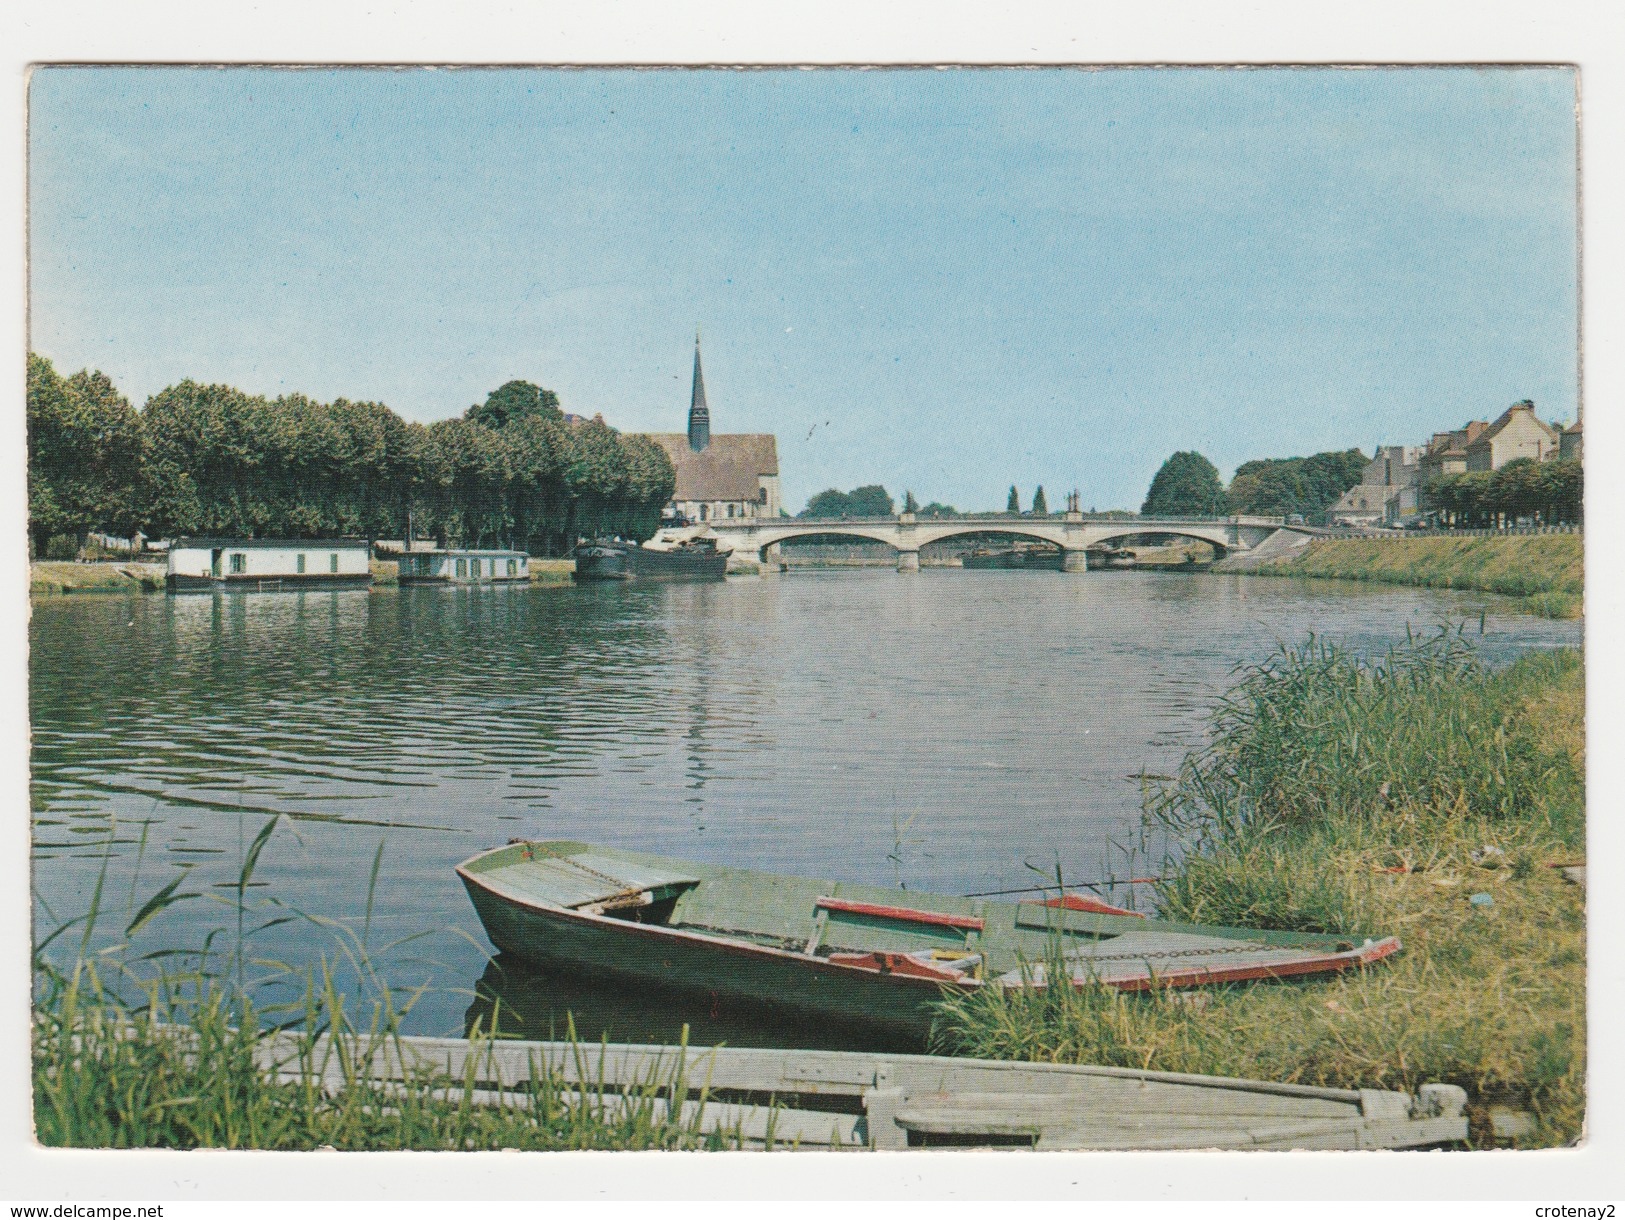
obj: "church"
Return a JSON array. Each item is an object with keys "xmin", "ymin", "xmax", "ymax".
[{"xmin": 648, "ymin": 338, "xmax": 781, "ymax": 523}]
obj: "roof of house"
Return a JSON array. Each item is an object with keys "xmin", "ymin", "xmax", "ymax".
[
  {"xmin": 648, "ymin": 433, "xmax": 779, "ymax": 501},
  {"xmin": 1466, "ymin": 404, "xmax": 1560, "ymax": 451},
  {"xmin": 173, "ymin": 537, "xmax": 370, "ymax": 549},
  {"xmin": 1424, "ymin": 420, "xmax": 1490, "ymax": 459},
  {"xmin": 401, "ymin": 548, "xmax": 528, "ymax": 558},
  {"xmin": 1334, "ymin": 485, "xmax": 1389, "ymax": 511},
  {"xmin": 1565, "ymin": 418, "xmax": 1583, "ymax": 434}
]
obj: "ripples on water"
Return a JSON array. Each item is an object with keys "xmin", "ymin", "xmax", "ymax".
[{"xmin": 30, "ymin": 572, "xmax": 1579, "ymax": 1038}]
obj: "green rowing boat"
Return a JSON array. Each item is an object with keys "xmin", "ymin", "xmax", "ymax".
[{"xmin": 457, "ymin": 841, "xmax": 1400, "ymax": 1034}]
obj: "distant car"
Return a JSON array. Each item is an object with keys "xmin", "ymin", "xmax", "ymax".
[
  {"xmin": 1401, "ymin": 517, "xmax": 1437, "ymax": 530},
  {"xmin": 1285, "ymin": 514, "xmax": 1305, "ymax": 525}
]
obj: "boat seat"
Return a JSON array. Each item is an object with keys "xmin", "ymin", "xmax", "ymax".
[
  {"xmin": 668, "ymin": 868, "xmax": 831, "ymax": 946},
  {"xmin": 486, "ymin": 848, "xmax": 699, "ymax": 910}
]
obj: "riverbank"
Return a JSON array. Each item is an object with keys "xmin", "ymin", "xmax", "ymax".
[
  {"xmin": 935, "ymin": 636, "xmax": 1585, "ymax": 1148},
  {"xmin": 32, "ymin": 976, "xmax": 744, "ymax": 1150},
  {"xmin": 29, "ymin": 558, "xmax": 578, "ymax": 596},
  {"xmin": 29, "ymin": 561, "xmax": 165, "ymax": 596},
  {"xmin": 1233, "ymin": 534, "xmax": 1583, "ymax": 619}
]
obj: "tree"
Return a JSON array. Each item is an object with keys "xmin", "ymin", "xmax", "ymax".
[
  {"xmin": 1488, "ymin": 457, "xmax": 1541, "ymax": 525},
  {"xmin": 1142, "ymin": 451, "xmax": 1225, "ymax": 516},
  {"xmin": 801, "ymin": 485, "xmax": 895, "ymax": 518},
  {"xmin": 27, "ymin": 354, "xmax": 147, "ymax": 555},
  {"xmin": 846, "ymin": 485, "xmax": 895, "ymax": 517},
  {"xmin": 465, "ymin": 380, "xmax": 563, "ymax": 430},
  {"xmin": 801, "ymin": 489, "xmax": 852, "ymax": 518},
  {"xmin": 1007, "ymin": 486, "xmax": 1020, "ymax": 514},
  {"xmin": 903, "ymin": 490, "xmax": 920, "ymax": 514},
  {"xmin": 919, "ymin": 502, "xmax": 958, "ymax": 518},
  {"xmin": 1031, "ymin": 486, "xmax": 1047, "ymax": 516},
  {"xmin": 1227, "ymin": 449, "xmax": 1367, "ymax": 519},
  {"xmin": 1535, "ymin": 460, "xmax": 1583, "ymax": 525}
]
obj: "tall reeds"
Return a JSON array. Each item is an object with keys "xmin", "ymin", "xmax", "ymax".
[
  {"xmin": 31, "ymin": 816, "xmax": 747, "ymax": 1150},
  {"xmin": 937, "ymin": 632, "xmax": 1586, "ymax": 1147}
]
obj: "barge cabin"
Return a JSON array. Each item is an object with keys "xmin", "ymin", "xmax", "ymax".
[
  {"xmin": 397, "ymin": 548, "xmax": 530, "ymax": 585},
  {"xmin": 167, "ymin": 538, "xmax": 373, "ymax": 592}
]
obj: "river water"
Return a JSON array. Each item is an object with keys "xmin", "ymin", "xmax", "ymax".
[{"xmin": 30, "ymin": 572, "xmax": 1579, "ymax": 1048}]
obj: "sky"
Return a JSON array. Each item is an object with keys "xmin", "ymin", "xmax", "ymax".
[{"xmin": 28, "ymin": 66, "xmax": 1579, "ymax": 513}]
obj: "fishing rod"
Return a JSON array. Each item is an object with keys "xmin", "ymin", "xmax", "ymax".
[{"xmin": 963, "ymin": 876, "xmax": 1170, "ymax": 899}]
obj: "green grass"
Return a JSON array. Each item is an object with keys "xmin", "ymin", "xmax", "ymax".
[
  {"xmin": 1252, "ymin": 534, "xmax": 1583, "ymax": 618},
  {"xmin": 32, "ymin": 973, "xmax": 747, "ymax": 1150},
  {"xmin": 30, "ymin": 561, "xmax": 165, "ymax": 596},
  {"xmin": 934, "ymin": 633, "xmax": 1586, "ymax": 1148},
  {"xmin": 31, "ymin": 815, "xmax": 753, "ymax": 1150},
  {"xmin": 528, "ymin": 558, "xmax": 575, "ymax": 584}
]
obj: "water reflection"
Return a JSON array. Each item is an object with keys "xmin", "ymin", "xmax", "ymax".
[
  {"xmin": 30, "ymin": 573, "xmax": 1580, "ymax": 1035},
  {"xmin": 465, "ymin": 954, "xmax": 926, "ymax": 1054}
]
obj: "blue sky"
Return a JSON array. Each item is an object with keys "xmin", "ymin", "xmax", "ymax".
[{"xmin": 29, "ymin": 66, "xmax": 1578, "ymax": 512}]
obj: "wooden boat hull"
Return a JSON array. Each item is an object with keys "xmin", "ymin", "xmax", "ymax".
[
  {"xmin": 459, "ymin": 870, "xmax": 954, "ymax": 1034},
  {"xmin": 961, "ymin": 550, "xmax": 1063, "ymax": 570},
  {"xmin": 458, "ymin": 843, "xmax": 1402, "ymax": 1035}
]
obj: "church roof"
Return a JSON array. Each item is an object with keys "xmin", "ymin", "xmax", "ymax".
[
  {"xmin": 648, "ymin": 432, "xmax": 779, "ymax": 502},
  {"xmin": 691, "ymin": 343, "xmax": 708, "ymax": 414}
]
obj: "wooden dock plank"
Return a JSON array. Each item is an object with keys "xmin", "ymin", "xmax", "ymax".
[{"xmin": 163, "ymin": 1025, "xmax": 1465, "ymax": 1152}]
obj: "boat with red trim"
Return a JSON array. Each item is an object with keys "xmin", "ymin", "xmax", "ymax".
[{"xmin": 457, "ymin": 841, "xmax": 1400, "ymax": 1034}]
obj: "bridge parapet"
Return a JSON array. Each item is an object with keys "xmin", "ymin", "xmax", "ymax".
[
  {"xmin": 705, "ymin": 513, "xmax": 1307, "ymax": 571},
  {"xmin": 708, "ymin": 514, "xmax": 1287, "ymax": 529}
]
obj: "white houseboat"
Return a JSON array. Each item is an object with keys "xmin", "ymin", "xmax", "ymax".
[
  {"xmin": 166, "ymin": 538, "xmax": 373, "ymax": 592},
  {"xmin": 396, "ymin": 548, "xmax": 530, "ymax": 585}
]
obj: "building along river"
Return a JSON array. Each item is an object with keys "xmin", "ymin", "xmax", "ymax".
[{"xmin": 29, "ymin": 570, "xmax": 1579, "ymax": 1049}]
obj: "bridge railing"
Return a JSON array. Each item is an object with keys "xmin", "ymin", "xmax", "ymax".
[
  {"xmin": 1318, "ymin": 523, "xmax": 1581, "ymax": 540},
  {"xmin": 707, "ymin": 514, "xmax": 1286, "ymax": 528}
]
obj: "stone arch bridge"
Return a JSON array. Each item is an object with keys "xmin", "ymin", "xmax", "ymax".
[{"xmin": 706, "ymin": 512, "xmax": 1310, "ymax": 572}]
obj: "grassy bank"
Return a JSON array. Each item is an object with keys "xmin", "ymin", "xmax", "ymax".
[
  {"xmin": 529, "ymin": 557, "xmax": 575, "ymax": 584},
  {"xmin": 1249, "ymin": 534, "xmax": 1583, "ymax": 618},
  {"xmin": 33, "ymin": 558, "xmax": 577, "ymax": 594},
  {"xmin": 31, "ymin": 815, "xmax": 748, "ymax": 1150},
  {"xmin": 30, "ymin": 561, "xmax": 165, "ymax": 596},
  {"xmin": 935, "ymin": 634, "xmax": 1585, "ymax": 1148},
  {"xmin": 33, "ymin": 972, "xmax": 745, "ymax": 1150}
]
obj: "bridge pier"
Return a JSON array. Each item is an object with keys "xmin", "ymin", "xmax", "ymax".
[
  {"xmin": 1060, "ymin": 547, "xmax": 1089, "ymax": 573},
  {"xmin": 896, "ymin": 549, "xmax": 920, "ymax": 573}
]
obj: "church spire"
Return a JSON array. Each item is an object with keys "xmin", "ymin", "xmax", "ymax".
[{"xmin": 687, "ymin": 330, "xmax": 711, "ymax": 452}]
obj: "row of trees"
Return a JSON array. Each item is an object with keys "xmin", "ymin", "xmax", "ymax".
[
  {"xmin": 1141, "ymin": 445, "xmax": 1583, "ymax": 526},
  {"xmin": 1142, "ymin": 449, "xmax": 1371, "ymax": 519},
  {"xmin": 1226, "ymin": 450, "xmax": 1369, "ymax": 519},
  {"xmin": 800, "ymin": 484, "xmax": 896, "ymax": 518},
  {"xmin": 1426, "ymin": 459, "xmax": 1582, "ymax": 527},
  {"xmin": 27, "ymin": 354, "xmax": 677, "ymax": 556},
  {"xmin": 801, "ymin": 485, "xmax": 1067, "ymax": 519}
]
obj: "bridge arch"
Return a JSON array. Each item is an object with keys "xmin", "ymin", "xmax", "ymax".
[
  {"xmin": 1090, "ymin": 529, "xmax": 1230, "ymax": 559},
  {"xmin": 746, "ymin": 526, "xmax": 905, "ymax": 561},
  {"xmin": 909, "ymin": 525, "xmax": 1065, "ymax": 552}
]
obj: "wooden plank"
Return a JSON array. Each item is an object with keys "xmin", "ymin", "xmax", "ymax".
[
  {"xmin": 816, "ymin": 896, "xmax": 986, "ymax": 932},
  {"xmin": 178, "ymin": 1025, "xmax": 1465, "ymax": 1151},
  {"xmin": 246, "ymin": 1030, "xmax": 1370, "ymax": 1113},
  {"xmin": 1035, "ymin": 1119, "xmax": 1365, "ymax": 1152},
  {"xmin": 896, "ymin": 1099, "xmax": 1361, "ymax": 1138},
  {"xmin": 266, "ymin": 1063, "xmax": 864, "ymax": 1148}
]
